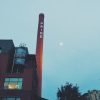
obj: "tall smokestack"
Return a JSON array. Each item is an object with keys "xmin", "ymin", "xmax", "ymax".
[{"xmin": 36, "ymin": 13, "xmax": 44, "ymax": 96}]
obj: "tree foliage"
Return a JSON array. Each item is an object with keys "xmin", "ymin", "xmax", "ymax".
[{"xmin": 57, "ymin": 82, "xmax": 81, "ymax": 100}]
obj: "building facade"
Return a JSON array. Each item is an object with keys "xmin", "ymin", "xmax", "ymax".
[
  {"xmin": 83, "ymin": 90, "xmax": 100, "ymax": 100},
  {"xmin": 0, "ymin": 14, "xmax": 47, "ymax": 100}
]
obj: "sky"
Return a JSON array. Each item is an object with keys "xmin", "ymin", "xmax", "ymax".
[{"xmin": 0, "ymin": 0, "xmax": 100, "ymax": 99}]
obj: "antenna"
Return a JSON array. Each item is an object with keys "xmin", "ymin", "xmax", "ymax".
[{"xmin": 19, "ymin": 43, "xmax": 26, "ymax": 47}]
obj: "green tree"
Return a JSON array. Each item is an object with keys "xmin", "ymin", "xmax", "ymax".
[{"xmin": 57, "ymin": 82, "xmax": 81, "ymax": 100}]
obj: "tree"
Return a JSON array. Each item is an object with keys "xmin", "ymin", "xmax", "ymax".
[{"xmin": 57, "ymin": 82, "xmax": 81, "ymax": 100}]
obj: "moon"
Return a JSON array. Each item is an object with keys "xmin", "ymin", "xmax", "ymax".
[{"xmin": 59, "ymin": 42, "xmax": 64, "ymax": 46}]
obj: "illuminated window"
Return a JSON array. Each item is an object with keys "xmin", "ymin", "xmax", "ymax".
[
  {"xmin": 0, "ymin": 97, "xmax": 20, "ymax": 100},
  {"xmin": 4, "ymin": 78, "xmax": 23, "ymax": 90}
]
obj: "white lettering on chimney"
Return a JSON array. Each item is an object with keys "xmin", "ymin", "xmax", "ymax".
[{"xmin": 40, "ymin": 21, "xmax": 43, "ymax": 38}]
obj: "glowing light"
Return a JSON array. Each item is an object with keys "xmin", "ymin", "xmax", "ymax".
[{"xmin": 8, "ymin": 84, "xmax": 18, "ymax": 89}]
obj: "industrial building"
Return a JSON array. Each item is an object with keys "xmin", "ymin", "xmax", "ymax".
[
  {"xmin": 82, "ymin": 90, "xmax": 100, "ymax": 100},
  {"xmin": 0, "ymin": 14, "xmax": 47, "ymax": 100}
]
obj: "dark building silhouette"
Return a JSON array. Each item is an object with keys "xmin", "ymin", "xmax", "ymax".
[{"xmin": 0, "ymin": 14, "xmax": 47, "ymax": 100}]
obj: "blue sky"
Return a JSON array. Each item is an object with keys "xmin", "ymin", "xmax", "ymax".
[{"xmin": 0, "ymin": 0, "xmax": 100, "ymax": 99}]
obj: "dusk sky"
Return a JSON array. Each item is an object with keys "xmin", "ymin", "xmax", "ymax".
[{"xmin": 0, "ymin": 0, "xmax": 100, "ymax": 100}]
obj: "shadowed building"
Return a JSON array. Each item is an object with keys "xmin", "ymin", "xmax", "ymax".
[{"xmin": 0, "ymin": 14, "xmax": 47, "ymax": 100}]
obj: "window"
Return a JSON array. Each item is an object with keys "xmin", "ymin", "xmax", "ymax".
[
  {"xmin": 4, "ymin": 78, "xmax": 23, "ymax": 90},
  {"xmin": 14, "ymin": 58, "xmax": 25, "ymax": 65},
  {"xmin": 0, "ymin": 47, "xmax": 2, "ymax": 53},
  {"xmin": 0, "ymin": 97, "xmax": 20, "ymax": 100}
]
